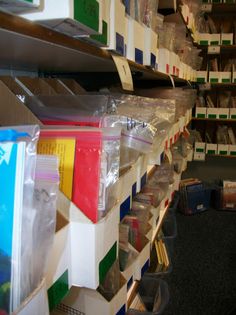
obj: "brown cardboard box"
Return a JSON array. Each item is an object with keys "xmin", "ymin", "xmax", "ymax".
[
  {"xmin": 0, "ymin": 80, "xmax": 42, "ymax": 126},
  {"xmin": 59, "ymin": 79, "xmax": 86, "ymax": 94},
  {"xmin": 15, "ymin": 77, "xmax": 58, "ymax": 95},
  {"xmin": 43, "ymin": 79, "xmax": 74, "ymax": 95}
]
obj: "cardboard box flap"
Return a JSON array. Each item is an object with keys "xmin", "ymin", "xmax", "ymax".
[
  {"xmin": 56, "ymin": 211, "xmax": 69, "ymax": 233},
  {"xmin": 43, "ymin": 79, "xmax": 74, "ymax": 95},
  {"xmin": 57, "ymin": 190, "xmax": 119, "ymax": 225},
  {"xmin": 123, "ymin": 244, "xmax": 139, "ymax": 271},
  {"xmin": 16, "ymin": 77, "xmax": 58, "ymax": 95},
  {"xmin": 62, "ymin": 274, "xmax": 126, "ymax": 305},
  {"xmin": 0, "ymin": 76, "xmax": 27, "ymax": 96},
  {"xmin": 57, "ymin": 190, "xmax": 90, "ymax": 223},
  {"xmin": 0, "ymin": 81, "xmax": 42, "ymax": 126},
  {"xmin": 13, "ymin": 280, "xmax": 48, "ymax": 315},
  {"xmin": 59, "ymin": 79, "xmax": 86, "ymax": 94},
  {"xmin": 129, "ymin": 235, "xmax": 150, "ymax": 254}
]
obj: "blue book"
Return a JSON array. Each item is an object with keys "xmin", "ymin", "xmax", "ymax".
[{"xmin": 0, "ymin": 141, "xmax": 25, "ymax": 314}]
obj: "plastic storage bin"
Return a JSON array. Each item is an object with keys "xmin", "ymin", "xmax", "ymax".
[
  {"xmin": 212, "ymin": 184, "xmax": 236, "ymax": 211},
  {"xmin": 147, "ymin": 212, "xmax": 177, "ymax": 276},
  {"xmin": 127, "ymin": 277, "xmax": 169, "ymax": 315},
  {"xmin": 161, "ymin": 212, "xmax": 177, "ymax": 256},
  {"xmin": 179, "ymin": 185, "xmax": 212, "ymax": 215},
  {"xmin": 146, "ymin": 237, "xmax": 172, "ymax": 276},
  {"xmin": 168, "ymin": 191, "xmax": 180, "ymax": 213}
]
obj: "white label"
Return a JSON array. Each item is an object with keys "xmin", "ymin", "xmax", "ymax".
[
  {"xmin": 197, "ymin": 204, "xmax": 204, "ymax": 210},
  {"xmin": 201, "ymin": 4, "xmax": 212, "ymax": 12},
  {"xmin": 112, "ymin": 54, "xmax": 134, "ymax": 91},
  {"xmin": 208, "ymin": 46, "xmax": 220, "ymax": 54},
  {"xmin": 199, "ymin": 83, "xmax": 211, "ymax": 91}
]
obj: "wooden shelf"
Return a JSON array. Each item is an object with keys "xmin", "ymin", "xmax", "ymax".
[
  {"xmin": 206, "ymin": 154, "xmax": 236, "ymax": 158},
  {"xmin": 197, "ymin": 83, "xmax": 236, "ymax": 89},
  {"xmin": 0, "ymin": 11, "xmax": 188, "ymax": 83},
  {"xmin": 208, "ymin": 3, "xmax": 236, "ymax": 14},
  {"xmin": 151, "ymin": 205, "xmax": 169, "ymax": 245},
  {"xmin": 198, "ymin": 44, "xmax": 236, "ymax": 53},
  {"xmin": 192, "ymin": 117, "xmax": 236, "ymax": 122}
]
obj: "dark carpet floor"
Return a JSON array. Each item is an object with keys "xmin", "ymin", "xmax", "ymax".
[{"xmin": 162, "ymin": 208, "xmax": 236, "ymax": 315}]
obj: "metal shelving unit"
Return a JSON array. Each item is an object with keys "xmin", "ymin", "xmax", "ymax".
[{"xmin": 0, "ymin": 11, "xmax": 187, "ymax": 83}]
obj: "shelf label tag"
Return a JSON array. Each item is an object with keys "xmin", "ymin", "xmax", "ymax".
[
  {"xmin": 201, "ymin": 4, "xmax": 212, "ymax": 12},
  {"xmin": 199, "ymin": 83, "xmax": 211, "ymax": 90},
  {"xmin": 208, "ymin": 46, "xmax": 220, "ymax": 54},
  {"xmin": 111, "ymin": 54, "xmax": 134, "ymax": 91}
]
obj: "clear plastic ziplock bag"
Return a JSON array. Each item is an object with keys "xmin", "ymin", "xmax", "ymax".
[
  {"xmin": 0, "ymin": 125, "xmax": 39, "ymax": 314},
  {"xmin": 99, "ymin": 128, "xmax": 121, "ymax": 219},
  {"xmin": 21, "ymin": 154, "xmax": 59, "ymax": 308},
  {"xmin": 39, "ymin": 126, "xmax": 121, "ymax": 223},
  {"xmin": 24, "ymin": 94, "xmax": 113, "ymax": 126},
  {"xmin": 150, "ymin": 163, "xmax": 175, "ymax": 185},
  {"xmin": 101, "ymin": 94, "xmax": 176, "ymax": 154}
]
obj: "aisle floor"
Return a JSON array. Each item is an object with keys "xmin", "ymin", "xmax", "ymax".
[{"xmin": 163, "ymin": 209, "xmax": 236, "ymax": 315}]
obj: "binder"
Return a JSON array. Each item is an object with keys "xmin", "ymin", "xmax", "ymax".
[{"xmin": 0, "ymin": 141, "xmax": 26, "ymax": 313}]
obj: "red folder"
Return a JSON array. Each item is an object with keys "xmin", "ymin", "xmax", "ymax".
[{"xmin": 40, "ymin": 128, "xmax": 102, "ymax": 223}]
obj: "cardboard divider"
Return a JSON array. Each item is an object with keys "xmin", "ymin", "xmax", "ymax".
[
  {"xmin": 57, "ymin": 191, "xmax": 119, "ymax": 290},
  {"xmin": 119, "ymin": 163, "xmax": 138, "ymax": 221},
  {"xmin": 158, "ymin": 48, "xmax": 170, "ymax": 74},
  {"xmin": 148, "ymin": 212, "xmax": 155, "ymax": 231},
  {"xmin": 230, "ymin": 108, "xmax": 236, "ymax": 120},
  {"xmin": 206, "ymin": 143, "xmax": 217, "ymax": 155},
  {"xmin": 58, "ymin": 274, "xmax": 127, "ymax": 315},
  {"xmin": 195, "ymin": 107, "xmax": 207, "ymax": 118},
  {"xmin": 126, "ymin": 16, "xmax": 144, "ymax": 64},
  {"xmin": 43, "ymin": 78, "xmax": 74, "ymax": 95},
  {"xmin": 173, "ymin": 172, "xmax": 181, "ymax": 191},
  {"xmin": 196, "ymin": 71, "xmax": 207, "ymax": 83},
  {"xmin": 229, "ymin": 145, "xmax": 236, "ymax": 156},
  {"xmin": 150, "ymin": 205, "xmax": 161, "ymax": 231},
  {"xmin": 15, "ymin": 77, "xmax": 58, "ymax": 95},
  {"xmin": 121, "ymin": 245, "xmax": 139, "ymax": 291},
  {"xmin": 14, "ymin": 280, "xmax": 49, "ymax": 315},
  {"xmin": 144, "ymin": 26, "xmax": 157, "ymax": 68},
  {"xmin": 136, "ymin": 155, "xmax": 148, "ymax": 193},
  {"xmin": 130, "ymin": 236, "xmax": 150, "ymax": 281},
  {"xmin": 46, "ymin": 212, "xmax": 71, "ymax": 311},
  {"xmin": 218, "ymin": 108, "xmax": 229, "ymax": 119},
  {"xmin": 207, "ymin": 108, "xmax": 219, "ymax": 119},
  {"xmin": 209, "ymin": 71, "xmax": 220, "ymax": 83},
  {"xmin": 89, "ymin": 0, "xmax": 110, "ymax": 47},
  {"xmin": 59, "ymin": 79, "xmax": 87, "ymax": 94},
  {"xmin": 187, "ymin": 148, "xmax": 194, "ymax": 162},
  {"xmin": 107, "ymin": 0, "xmax": 127, "ymax": 56},
  {"xmin": 217, "ymin": 144, "xmax": 229, "ymax": 155},
  {"xmin": 145, "ymin": 222, "xmax": 153, "ymax": 241},
  {"xmin": 0, "ymin": 80, "xmax": 42, "ymax": 126},
  {"xmin": 195, "ymin": 142, "xmax": 206, "ymax": 154}
]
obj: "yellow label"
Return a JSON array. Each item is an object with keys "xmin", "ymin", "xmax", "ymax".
[{"xmin": 37, "ymin": 138, "xmax": 76, "ymax": 199}]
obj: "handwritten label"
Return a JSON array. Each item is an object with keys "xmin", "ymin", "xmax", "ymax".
[
  {"xmin": 208, "ymin": 45, "xmax": 220, "ymax": 54},
  {"xmin": 112, "ymin": 54, "xmax": 134, "ymax": 91}
]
